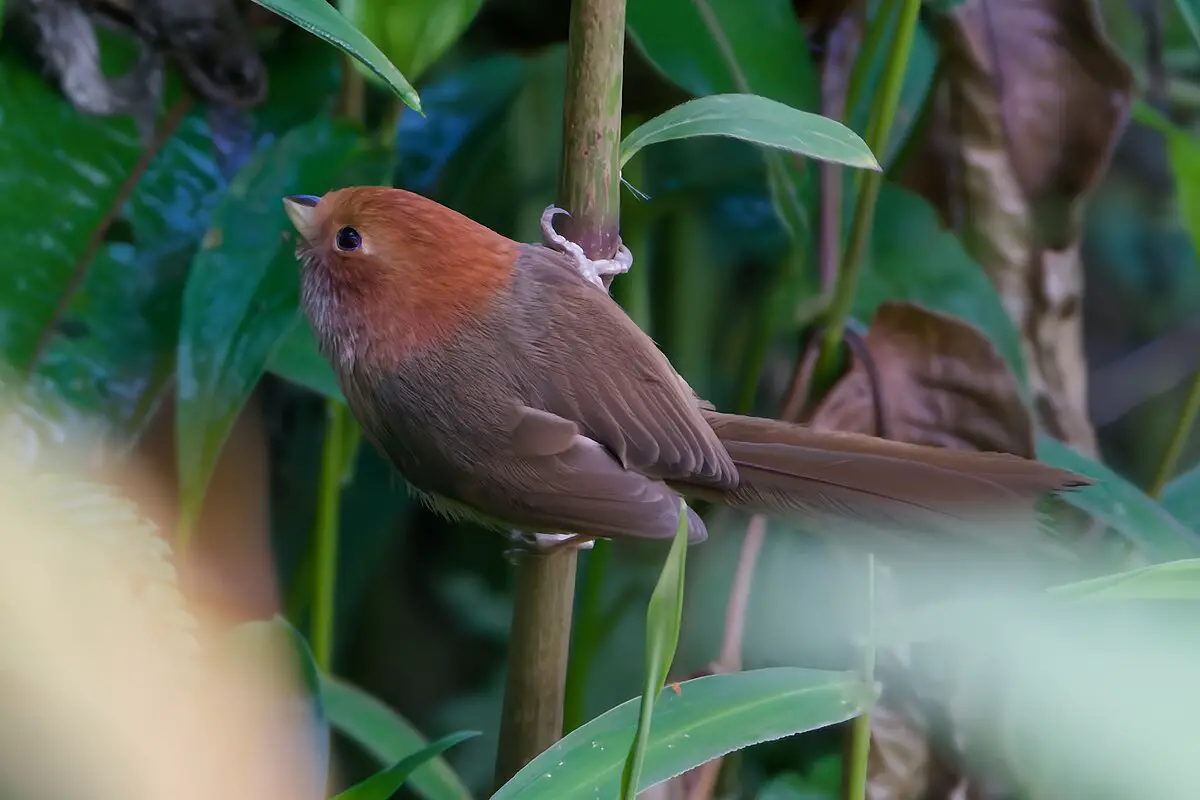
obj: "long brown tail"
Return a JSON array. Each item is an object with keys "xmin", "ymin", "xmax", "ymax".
[{"xmin": 677, "ymin": 411, "xmax": 1089, "ymax": 529}]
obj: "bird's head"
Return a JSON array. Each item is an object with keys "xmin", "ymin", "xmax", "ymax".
[{"xmin": 283, "ymin": 186, "xmax": 518, "ymax": 362}]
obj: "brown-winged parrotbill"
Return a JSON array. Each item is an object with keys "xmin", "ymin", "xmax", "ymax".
[{"xmin": 283, "ymin": 187, "xmax": 1088, "ymax": 549}]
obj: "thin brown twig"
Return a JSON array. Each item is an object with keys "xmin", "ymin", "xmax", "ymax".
[{"xmin": 26, "ymin": 93, "xmax": 193, "ymax": 373}]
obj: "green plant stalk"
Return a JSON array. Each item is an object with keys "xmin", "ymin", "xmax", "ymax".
[
  {"xmin": 563, "ymin": 141, "xmax": 650, "ymax": 735},
  {"xmin": 493, "ymin": 0, "xmax": 628, "ymax": 789},
  {"xmin": 562, "ymin": 540, "xmax": 611, "ymax": 733},
  {"xmin": 814, "ymin": 0, "xmax": 922, "ymax": 387},
  {"xmin": 311, "ymin": 400, "xmax": 352, "ymax": 670},
  {"xmin": 1150, "ymin": 369, "xmax": 1200, "ymax": 497},
  {"xmin": 843, "ymin": 554, "xmax": 877, "ymax": 800}
]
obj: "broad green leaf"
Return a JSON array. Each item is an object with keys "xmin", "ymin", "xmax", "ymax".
[
  {"xmin": 175, "ymin": 120, "xmax": 388, "ymax": 534},
  {"xmin": 0, "ymin": 43, "xmax": 339, "ymax": 447},
  {"xmin": 249, "ymin": 0, "xmax": 422, "ymax": 112},
  {"xmin": 269, "ymin": 318, "xmax": 344, "ymax": 402},
  {"xmin": 332, "ymin": 731, "xmax": 479, "ymax": 800},
  {"xmin": 321, "ymin": 674, "xmax": 473, "ymax": 800},
  {"xmin": 1162, "ymin": 466, "xmax": 1200, "ymax": 531},
  {"xmin": 620, "ymin": 501, "xmax": 691, "ymax": 799},
  {"xmin": 342, "ymin": 0, "xmax": 485, "ymax": 84},
  {"xmin": 1048, "ymin": 559, "xmax": 1200, "ymax": 600},
  {"xmin": 856, "ymin": 184, "xmax": 1027, "ymax": 387},
  {"xmin": 493, "ymin": 668, "xmax": 872, "ymax": 800},
  {"xmin": 1036, "ymin": 434, "xmax": 1200, "ymax": 562},
  {"xmin": 621, "ymin": 94, "xmax": 879, "ymax": 171}
]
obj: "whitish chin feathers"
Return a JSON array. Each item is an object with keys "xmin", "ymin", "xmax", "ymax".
[{"xmin": 298, "ymin": 254, "xmax": 361, "ymax": 368}]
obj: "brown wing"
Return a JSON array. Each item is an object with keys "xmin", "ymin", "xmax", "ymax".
[
  {"xmin": 455, "ymin": 404, "xmax": 709, "ymax": 542},
  {"xmin": 512, "ymin": 244, "xmax": 737, "ymax": 489}
]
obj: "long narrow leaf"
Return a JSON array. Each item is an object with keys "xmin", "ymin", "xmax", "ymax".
[
  {"xmin": 492, "ymin": 668, "xmax": 872, "ymax": 800},
  {"xmin": 620, "ymin": 500, "xmax": 691, "ymax": 799},
  {"xmin": 332, "ymin": 731, "xmax": 478, "ymax": 800}
]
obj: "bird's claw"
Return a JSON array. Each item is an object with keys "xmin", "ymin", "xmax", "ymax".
[
  {"xmin": 540, "ymin": 205, "xmax": 632, "ymax": 291},
  {"xmin": 503, "ymin": 530, "xmax": 596, "ymax": 563}
]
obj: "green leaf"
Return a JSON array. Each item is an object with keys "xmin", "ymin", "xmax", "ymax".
[
  {"xmin": 1133, "ymin": 101, "xmax": 1200, "ymax": 267},
  {"xmin": 341, "ymin": 0, "xmax": 485, "ymax": 85},
  {"xmin": 249, "ymin": 0, "xmax": 422, "ymax": 112},
  {"xmin": 1162, "ymin": 466, "xmax": 1200, "ymax": 531},
  {"xmin": 321, "ymin": 673, "xmax": 473, "ymax": 800},
  {"xmin": 1170, "ymin": 0, "xmax": 1200, "ymax": 53},
  {"xmin": 332, "ymin": 731, "xmax": 479, "ymax": 800},
  {"xmin": 621, "ymin": 94, "xmax": 880, "ymax": 171},
  {"xmin": 174, "ymin": 120, "xmax": 386, "ymax": 534},
  {"xmin": 268, "ymin": 318, "xmax": 345, "ymax": 402},
  {"xmin": 1048, "ymin": 559, "xmax": 1200, "ymax": 600},
  {"xmin": 620, "ymin": 500, "xmax": 691, "ymax": 799},
  {"xmin": 1036, "ymin": 434, "xmax": 1200, "ymax": 562},
  {"xmin": 627, "ymin": 0, "xmax": 818, "ymax": 108},
  {"xmin": 492, "ymin": 668, "xmax": 872, "ymax": 800},
  {"xmin": 855, "ymin": 183, "xmax": 1027, "ymax": 386}
]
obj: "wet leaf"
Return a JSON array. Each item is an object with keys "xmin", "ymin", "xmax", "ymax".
[
  {"xmin": 492, "ymin": 668, "xmax": 872, "ymax": 800},
  {"xmin": 899, "ymin": 0, "xmax": 1134, "ymax": 453},
  {"xmin": 249, "ymin": 0, "xmax": 422, "ymax": 112},
  {"xmin": 621, "ymin": 93, "xmax": 879, "ymax": 170},
  {"xmin": 810, "ymin": 300, "xmax": 1035, "ymax": 455}
]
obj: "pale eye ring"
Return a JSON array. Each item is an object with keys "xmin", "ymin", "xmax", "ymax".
[{"xmin": 335, "ymin": 226, "xmax": 362, "ymax": 252}]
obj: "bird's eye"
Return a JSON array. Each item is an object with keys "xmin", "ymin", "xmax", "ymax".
[{"xmin": 335, "ymin": 226, "xmax": 362, "ymax": 252}]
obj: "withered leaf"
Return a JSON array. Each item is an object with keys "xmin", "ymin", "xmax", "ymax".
[
  {"xmin": 897, "ymin": 0, "xmax": 1133, "ymax": 456},
  {"xmin": 810, "ymin": 300, "xmax": 1036, "ymax": 457}
]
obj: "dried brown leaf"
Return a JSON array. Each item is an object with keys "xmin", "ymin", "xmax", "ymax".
[
  {"xmin": 898, "ymin": 0, "xmax": 1134, "ymax": 455},
  {"xmin": 810, "ymin": 301, "xmax": 1036, "ymax": 457}
]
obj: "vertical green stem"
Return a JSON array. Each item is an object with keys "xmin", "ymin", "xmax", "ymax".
[
  {"xmin": 843, "ymin": 554, "xmax": 877, "ymax": 800},
  {"xmin": 814, "ymin": 0, "xmax": 922, "ymax": 387},
  {"xmin": 1149, "ymin": 370, "xmax": 1200, "ymax": 497},
  {"xmin": 311, "ymin": 400, "xmax": 352, "ymax": 671},
  {"xmin": 562, "ymin": 540, "xmax": 611, "ymax": 732},
  {"xmin": 493, "ymin": 0, "xmax": 627, "ymax": 789}
]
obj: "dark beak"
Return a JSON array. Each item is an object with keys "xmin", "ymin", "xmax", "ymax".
[{"xmin": 283, "ymin": 194, "xmax": 321, "ymax": 241}]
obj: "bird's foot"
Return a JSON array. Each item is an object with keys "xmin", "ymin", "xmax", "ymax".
[
  {"xmin": 540, "ymin": 205, "xmax": 632, "ymax": 290},
  {"xmin": 503, "ymin": 530, "xmax": 596, "ymax": 563}
]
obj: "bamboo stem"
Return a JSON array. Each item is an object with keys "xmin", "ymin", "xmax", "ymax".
[{"xmin": 492, "ymin": 0, "xmax": 628, "ymax": 788}]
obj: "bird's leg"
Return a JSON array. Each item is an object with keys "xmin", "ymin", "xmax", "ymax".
[
  {"xmin": 540, "ymin": 205, "xmax": 632, "ymax": 291},
  {"xmin": 503, "ymin": 530, "xmax": 596, "ymax": 563}
]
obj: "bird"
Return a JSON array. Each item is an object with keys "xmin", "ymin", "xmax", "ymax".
[{"xmin": 282, "ymin": 186, "xmax": 1089, "ymax": 551}]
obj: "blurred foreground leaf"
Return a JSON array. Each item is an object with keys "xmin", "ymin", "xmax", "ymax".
[
  {"xmin": 333, "ymin": 731, "xmax": 478, "ymax": 800},
  {"xmin": 621, "ymin": 94, "xmax": 879, "ymax": 171},
  {"xmin": 321, "ymin": 673, "xmax": 473, "ymax": 800},
  {"xmin": 1048, "ymin": 559, "xmax": 1200, "ymax": 600},
  {"xmin": 1162, "ymin": 466, "xmax": 1200, "ymax": 532},
  {"xmin": 620, "ymin": 502, "xmax": 690, "ymax": 799},
  {"xmin": 250, "ymin": 0, "xmax": 422, "ymax": 111},
  {"xmin": 493, "ymin": 668, "xmax": 872, "ymax": 800},
  {"xmin": 175, "ymin": 119, "xmax": 387, "ymax": 535},
  {"xmin": 1036, "ymin": 434, "xmax": 1200, "ymax": 562}
]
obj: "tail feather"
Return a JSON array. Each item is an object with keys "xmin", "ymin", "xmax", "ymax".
[{"xmin": 685, "ymin": 411, "xmax": 1088, "ymax": 528}]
